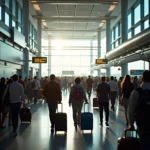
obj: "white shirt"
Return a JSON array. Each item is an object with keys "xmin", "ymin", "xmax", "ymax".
[{"xmin": 108, "ymin": 80, "xmax": 118, "ymax": 92}]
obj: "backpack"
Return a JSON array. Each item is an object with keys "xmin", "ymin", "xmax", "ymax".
[
  {"xmin": 73, "ymin": 87, "xmax": 83, "ymax": 100},
  {"xmin": 31, "ymin": 81, "xmax": 36, "ymax": 89},
  {"xmin": 135, "ymin": 88, "xmax": 150, "ymax": 131}
]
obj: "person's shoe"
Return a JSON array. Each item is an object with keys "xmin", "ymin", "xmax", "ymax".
[
  {"xmin": 105, "ymin": 122, "xmax": 109, "ymax": 127},
  {"xmin": 126, "ymin": 121, "xmax": 129, "ymax": 126},
  {"xmin": 99, "ymin": 122, "xmax": 103, "ymax": 126},
  {"xmin": 12, "ymin": 130, "xmax": 18, "ymax": 136}
]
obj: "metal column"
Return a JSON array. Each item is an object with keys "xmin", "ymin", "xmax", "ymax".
[
  {"xmin": 106, "ymin": 20, "xmax": 111, "ymax": 77},
  {"xmin": 97, "ymin": 31, "xmax": 101, "ymax": 76},
  {"xmin": 121, "ymin": 0, "xmax": 128, "ymax": 77},
  {"xmin": 48, "ymin": 38, "xmax": 51, "ymax": 76},
  {"xmin": 37, "ymin": 19, "xmax": 42, "ymax": 78},
  {"xmin": 90, "ymin": 39, "xmax": 93, "ymax": 75},
  {"xmin": 22, "ymin": 0, "xmax": 29, "ymax": 78}
]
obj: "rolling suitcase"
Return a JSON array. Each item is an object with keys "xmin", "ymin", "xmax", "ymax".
[
  {"xmin": 117, "ymin": 129, "xmax": 140, "ymax": 150},
  {"xmin": 55, "ymin": 103, "xmax": 67, "ymax": 134},
  {"xmin": 81, "ymin": 103, "xmax": 93, "ymax": 133},
  {"xmin": 93, "ymin": 98, "xmax": 99, "ymax": 108},
  {"xmin": 20, "ymin": 106, "xmax": 32, "ymax": 123}
]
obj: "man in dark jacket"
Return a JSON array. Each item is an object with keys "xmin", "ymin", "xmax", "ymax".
[
  {"xmin": 97, "ymin": 76, "xmax": 110, "ymax": 126},
  {"xmin": 43, "ymin": 74, "xmax": 61, "ymax": 131},
  {"xmin": 0, "ymin": 77, "xmax": 6, "ymax": 128}
]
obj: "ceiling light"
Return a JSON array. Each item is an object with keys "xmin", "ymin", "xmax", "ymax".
[
  {"xmin": 108, "ymin": 5, "xmax": 116, "ymax": 12},
  {"xmin": 42, "ymin": 21, "xmax": 47, "ymax": 27},
  {"xmin": 99, "ymin": 22, "xmax": 105, "ymax": 27},
  {"xmin": 33, "ymin": 4, "xmax": 40, "ymax": 11}
]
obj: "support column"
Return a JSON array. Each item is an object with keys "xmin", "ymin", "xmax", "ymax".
[
  {"xmin": 121, "ymin": 64, "xmax": 128, "ymax": 77},
  {"xmin": 121, "ymin": 0, "xmax": 128, "ymax": 76},
  {"xmin": 22, "ymin": 0, "xmax": 29, "ymax": 78},
  {"xmin": 97, "ymin": 31, "xmax": 101, "ymax": 76},
  {"xmin": 37, "ymin": 19, "xmax": 42, "ymax": 78},
  {"xmin": 90, "ymin": 39, "xmax": 93, "ymax": 75},
  {"xmin": 48, "ymin": 37, "xmax": 51, "ymax": 76},
  {"xmin": 106, "ymin": 20, "xmax": 111, "ymax": 76}
]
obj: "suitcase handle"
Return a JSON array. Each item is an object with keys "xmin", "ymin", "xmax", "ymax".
[
  {"xmin": 57, "ymin": 103, "xmax": 63, "ymax": 113},
  {"xmin": 84, "ymin": 103, "xmax": 89, "ymax": 112},
  {"xmin": 124, "ymin": 129, "xmax": 138, "ymax": 138}
]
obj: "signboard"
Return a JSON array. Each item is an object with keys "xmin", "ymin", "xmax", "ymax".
[
  {"xmin": 32, "ymin": 57, "xmax": 47, "ymax": 63},
  {"xmin": 95, "ymin": 59, "xmax": 107, "ymax": 64},
  {"xmin": 62, "ymin": 71, "xmax": 74, "ymax": 75},
  {"xmin": 130, "ymin": 70, "xmax": 144, "ymax": 75}
]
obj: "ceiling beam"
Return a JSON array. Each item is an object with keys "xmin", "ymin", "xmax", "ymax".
[
  {"xmin": 43, "ymin": 29, "xmax": 105, "ymax": 32},
  {"xmin": 44, "ymin": 36, "xmax": 95, "ymax": 40},
  {"xmin": 33, "ymin": 16, "xmax": 116, "ymax": 22},
  {"xmin": 31, "ymin": 0, "xmax": 119, "ymax": 4}
]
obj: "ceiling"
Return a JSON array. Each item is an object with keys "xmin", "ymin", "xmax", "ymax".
[{"xmin": 30, "ymin": 0, "xmax": 119, "ymax": 40}]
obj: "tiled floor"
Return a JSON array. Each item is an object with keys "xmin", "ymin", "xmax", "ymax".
[{"xmin": 0, "ymin": 90, "xmax": 128, "ymax": 150}]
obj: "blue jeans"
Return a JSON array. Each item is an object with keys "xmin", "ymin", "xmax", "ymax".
[
  {"xmin": 33, "ymin": 90, "xmax": 38, "ymax": 104},
  {"xmin": 10, "ymin": 102, "xmax": 21, "ymax": 131},
  {"xmin": 110, "ymin": 91, "xmax": 117, "ymax": 109}
]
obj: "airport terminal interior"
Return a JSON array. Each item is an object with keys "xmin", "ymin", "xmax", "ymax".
[{"xmin": 0, "ymin": 0, "xmax": 150, "ymax": 149}]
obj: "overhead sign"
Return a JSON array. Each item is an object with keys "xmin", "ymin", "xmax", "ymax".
[
  {"xmin": 130, "ymin": 70, "xmax": 144, "ymax": 75},
  {"xmin": 95, "ymin": 59, "xmax": 107, "ymax": 64},
  {"xmin": 32, "ymin": 57, "xmax": 47, "ymax": 63}
]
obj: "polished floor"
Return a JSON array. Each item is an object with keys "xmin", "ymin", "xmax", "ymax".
[{"xmin": 0, "ymin": 90, "xmax": 129, "ymax": 150}]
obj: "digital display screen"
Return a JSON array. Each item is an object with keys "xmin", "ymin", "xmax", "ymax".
[
  {"xmin": 32, "ymin": 57, "xmax": 47, "ymax": 63},
  {"xmin": 95, "ymin": 59, "xmax": 107, "ymax": 64}
]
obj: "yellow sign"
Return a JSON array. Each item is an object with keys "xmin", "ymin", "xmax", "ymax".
[
  {"xmin": 96, "ymin": 59, "xmax": 107, "ymax": 64},
  {"xmin": 32, "ymin": 57, "xmax": 47, "ymax": 63}
]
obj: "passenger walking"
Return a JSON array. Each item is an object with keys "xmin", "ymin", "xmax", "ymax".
[
  {"xmin": 32, "ymin": 76, "xmax": 40, "ymax": 104},
  {"xmin": 3, "ymin": 74, "xmax": 25, "ymax": 136},
  {"xmin": 128, "ymin": 70, "xmax": 150, "ymax": 150},
  {"xmin": 86, "ymin": 75, "xmax": 94, "ymax": 98},
  {"xmin": 63, "ymin": 77, "xmax": 68, "ymax": 92},
  {"xmin": 25, "ymin": 78, "xmax": 32, "ymax": 104},
  {"xmin": 121, "ymin": 75, "xmax": 134, "ymax": 126},
  {"xmin": 0, "ymin": 77, "xmax": 6, "ymax": 128},
  {"xmin": 118, "ymin": 77, "xmax": 123, "ymax": 103},
  {"xmin": 43, "ymin": 74, "xmax": 62, "ymax": 132},
  {"xmin": 108, "ymin": 76, "xmax": 118, "ymax": 111},
  {"xmin": 96, "ymin": 77, "xmax": 110, "ymax": 126},
  {"xmin": 69, "ymin": 77, "xmax": 88, "ymax": 126}
]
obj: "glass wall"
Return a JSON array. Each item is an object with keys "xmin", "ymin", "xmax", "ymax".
[
  {"xmin": 1, "ymin": 0, "xmax": 23, "ymax": 33},
  {"xmin": 128, "ymin": 1, "xmax": 149, "ymax": 39},
  {"xmin": 111, "ymin": 22, "xmax": 121, "ymax": 50},
  {"xmin": 44, "ymin": 40, "xmax": 96, "ymax": 76}
]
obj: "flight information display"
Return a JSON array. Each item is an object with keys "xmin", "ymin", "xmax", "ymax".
[
  {"xmin": 32, "ymin": 57, "xmax": 47, "ymax": 63},
  {"xmin": 95, "ymin": 59, "xmax": 107, "ymax": 64}
]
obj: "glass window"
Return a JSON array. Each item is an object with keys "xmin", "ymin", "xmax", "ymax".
[
  {"xmin": 115, "ymin": 41, "xmax": 119, "ymax": 47},
  {"xmin": 18, "ymin": 26, "xmax": 21, "ymax": 33},
  {"xmin": 18, "ymin": 8, "xmax": 22, "ymax": 23},
  {"xmin": 12, "ymin": 20, "xmax": 16, "ymax": 27},
  {"xmin": 111, "ymin": 30, "xmax": 114, "ymax": 41},
  {"xmin": 134, "ymin": 25, "xmax": 141, "ymax": 35},
  {"xmin": 128, "ymin": 13, "xmax": 131, "ymax": 29},
  {"xmin": 134, "ymin": 5, "xmax": 141, "ymax": 24},
  {"xmin": 0, "ymin": 6, "xmax": 1, "ymax": 20},
  {"xmin": 5, "ymin": 0, "xmax": 9, "ymax": 8},
  {"xmin": 5, "ymin": 12, "xmax": 9, "ymax": 26},
  {"xmin": 112, "ymin": 43, "xmax": 114, "ymax": 50},
  {"xmin": 144, "ymin": 0, "xmax": 149, "ymax": 16},
  {"xmin": 128, "ymin": 31, "xmax": 132, "ymax": 39},
  {"xmin": 115, "ymin": 26, "xmax": 118, "ymax": 39},
  {"xmin": 144, "ymin": 20, "xmax": 149, "ymax": 29},
  {"xmin": 12, "ymin": 0, "xmax": 16, "ymax": 16}
]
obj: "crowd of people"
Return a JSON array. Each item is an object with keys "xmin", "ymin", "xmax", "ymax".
[{"xmin": 0, "ymin": 72, "xmax": 149, "ymax": 149}]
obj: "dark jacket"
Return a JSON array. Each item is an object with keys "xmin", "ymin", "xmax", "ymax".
[
  {"xmin": 0, "ymin": 82, "xmax": 6, "ymax": 104},
  {"xmin": 122, "ymin": 82, "xmax": 134, "ymax": 99},
  {"xmin": 43, "ymin": 80, "xmax": 61, "ymax": 102}
]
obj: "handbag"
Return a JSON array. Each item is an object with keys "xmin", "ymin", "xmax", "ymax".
[
  {"xmin": 120, "ymin": 95, "xmax": 129, "ymax": 107},
  {"xmin": 3, "ymin": 84, "xmax": 11, "ymax": 106}
]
